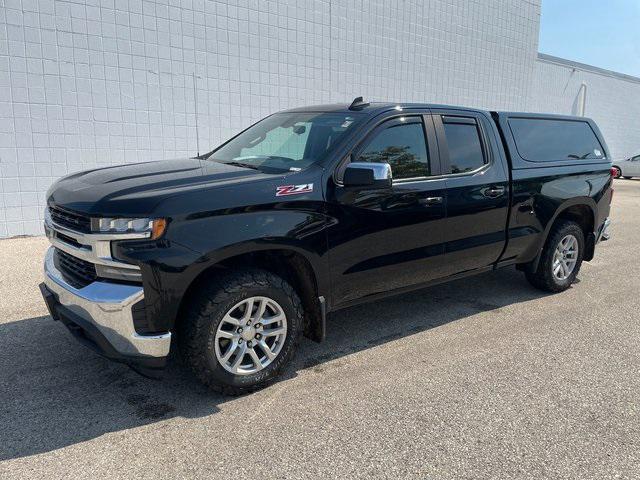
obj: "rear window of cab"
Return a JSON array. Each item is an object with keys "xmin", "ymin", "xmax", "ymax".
[{"xmin": 508, "ymin": 117, "xmax": 605, "ymax": 162}]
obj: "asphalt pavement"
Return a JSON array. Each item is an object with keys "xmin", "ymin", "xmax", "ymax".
[{"xmin": 1, "ymin": 179, "xmax": 639, "ymax": 479}]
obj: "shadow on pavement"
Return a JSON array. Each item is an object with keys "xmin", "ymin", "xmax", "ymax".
[{"xmin": 0, "ymin": 267, "xmax": 549, "ymax": 460}]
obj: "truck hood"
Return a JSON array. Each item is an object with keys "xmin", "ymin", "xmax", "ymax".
[{"xmin": 47, "ymin": 158, "xmax": 276, "ymax": 216}]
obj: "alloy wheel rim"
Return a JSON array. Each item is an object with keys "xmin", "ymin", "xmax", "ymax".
[
  {"xmin": 552, "ymin": 234, "xmax": 578, "ymax": 281},
  {"xmin": 214, "ymin": 296, "xmax": 287, "ymax": 375}
]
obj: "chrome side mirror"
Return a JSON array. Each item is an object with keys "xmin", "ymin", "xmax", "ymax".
[{"xmin": 343, "ymin": 162, "xmax": 393, "ymax": 189}]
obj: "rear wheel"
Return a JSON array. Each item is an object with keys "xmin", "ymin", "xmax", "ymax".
[
  {"xmin": 612, "ymin": 166, "xmax": 622, "ymax": 178},
  {"xmin": 179, "ymin": 268, "xmax": 303, "ymax": 395},
  {"xmin": 525, "ymin": 220, "xmax": 585, "ymax": 293},
  {"xmin": 623, "ymin": 176, "xmax": 633, "ymax": 180}
]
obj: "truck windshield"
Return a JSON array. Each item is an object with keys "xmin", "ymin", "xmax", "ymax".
[{"xmin": 206, "ymin": 112, "xmax": 363, "ymax": 172}]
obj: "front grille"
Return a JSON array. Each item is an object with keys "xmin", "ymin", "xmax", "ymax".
[
  {"xmin": 54, "ymin": 248, "xmax": 97, "ymax": 288},
  {"xmin": 56, "ymin": 231, "xmax": 85, "ymax": 249},
  {"xmin": 49, "ymin": 206, "xmax": 91, "ymax": 233}
]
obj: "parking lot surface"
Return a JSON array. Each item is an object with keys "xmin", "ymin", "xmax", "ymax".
[{"xmin": 1, "ymin": 180, "xmax": 639, "ymax": 479}]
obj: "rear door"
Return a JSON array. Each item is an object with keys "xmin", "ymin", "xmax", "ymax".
[
  {"xmin": 327, "ymin": 112, "xmax": 449, "ymax": 306},
  {"xmin": 431, "ymin": 109, "xmax": 510, "ymax": 276}
]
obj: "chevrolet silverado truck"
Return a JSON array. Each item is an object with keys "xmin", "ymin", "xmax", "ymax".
[{"xmin": 40, "ymin": 98, "xmax": 613, "ymax": 394}]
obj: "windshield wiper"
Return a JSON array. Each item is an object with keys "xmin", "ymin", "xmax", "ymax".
[{"xmin": 219, "ymin": 161, "xmax": 261, "ymax": 170}]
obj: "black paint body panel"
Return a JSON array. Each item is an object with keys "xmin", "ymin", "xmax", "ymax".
[{"xmin": 46, "ymin": 103, "xmax": 613, "ymax": 333}]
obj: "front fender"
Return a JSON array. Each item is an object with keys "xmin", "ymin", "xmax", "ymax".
[
  {"xmin": 115, "ymin": 208, "xmax": 331, "ymax": 332},
  {"xmin": 177, "ymin": 207, "xmax": 330, "ymax": 288}
]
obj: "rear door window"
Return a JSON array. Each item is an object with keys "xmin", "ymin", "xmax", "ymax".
[
  {"xmin": 508, "ymin": 118, "xmax": 605, "ymax": 162},
  {"xmin": 442, "ymin": 117, "xmax": 486, "ymax": 173}
]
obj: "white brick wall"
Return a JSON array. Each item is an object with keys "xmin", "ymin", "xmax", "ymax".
[{"xmin": 2, "ymin": 0, "xmax": 637, "ymax": 238}]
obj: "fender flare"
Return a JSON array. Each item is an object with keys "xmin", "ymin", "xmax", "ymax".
[
  {"xmin": 192, "ymin": 237, "xmax": 327, "ymax": 287},
  {"xmin": 530, "ymin": 197, "xmax": 597, "ymax": 271},
  {"xmin": 190, "ymin": 240, "xmax": 328, "ymax": 342}
]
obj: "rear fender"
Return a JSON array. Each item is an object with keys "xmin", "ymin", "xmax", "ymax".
[{"xmin": 529, "ymin": 197, "xmax": 596, "ymax": 271}]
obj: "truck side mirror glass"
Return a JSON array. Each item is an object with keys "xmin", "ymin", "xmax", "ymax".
[{"xmin": 343, "ymin": 162, "xmax": 393, "ymax": 189}]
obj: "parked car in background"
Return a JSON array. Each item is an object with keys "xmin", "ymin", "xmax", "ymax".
[
  {"xmin": 612, "ymin": 154, "xmax": 640, "ymax": 179},
  {"xmin": 39, "ymin": 99, "xmax": 613, "ymax": 395}
]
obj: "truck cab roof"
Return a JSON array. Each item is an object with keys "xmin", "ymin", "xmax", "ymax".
[
  {"xmin": 282, "ymin": 101, "xmax": 595, "ymax": 124},
  {"xmin": 281, "ymin": 102, "xmax": 489, "ymax": 116}
]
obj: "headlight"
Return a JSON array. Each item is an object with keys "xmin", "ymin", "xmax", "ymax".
[{"xmin": 92, "ymin": 217, "xmax": 167, "ymax": 239}]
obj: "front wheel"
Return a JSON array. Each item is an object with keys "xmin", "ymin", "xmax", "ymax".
[
  {"xmin": 612, "ymin": 166, "xmax": 622, "ymax": 178},
  {"xmin": 525, "ymin": 220, "xmax": 585, "ymax": 293},
  {"xmin": 179, "ymin": 269, "xmax": 303, "ymax": 395}
]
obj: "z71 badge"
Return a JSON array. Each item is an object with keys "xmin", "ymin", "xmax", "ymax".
[{"xmin": 276, "ymin": 183, "xmax": 313, "ymax": 197}]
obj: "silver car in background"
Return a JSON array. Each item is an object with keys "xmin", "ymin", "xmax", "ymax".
[{"xmin": 613, "ymin": 154, "xmax": 640, "ymax": 179}]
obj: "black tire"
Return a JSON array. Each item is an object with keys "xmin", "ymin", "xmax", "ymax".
[
  {"xmin": 178, "ymin": 268, "xmax": 303, "ymax": 395},
  {"xmin": 525, "ymin": 220, "xmax": 585, "ymax": 293},
  {"xmin": 623, "ymin": 176, "xmax": 632, "ymax": 180},
  {"xmin": 612, "ymin": 166, "xmax": 622, "ymax": 178}
]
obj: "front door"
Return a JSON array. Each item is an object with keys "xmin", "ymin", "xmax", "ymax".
[{"xmin": 327, "ymin": 113, "xmax": 448, "ymax": 307}]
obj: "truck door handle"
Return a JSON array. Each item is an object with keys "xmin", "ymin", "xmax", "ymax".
[
  {"xmin": 419, "ymin": 196, "xmax": 443, "ymax": 206},
  {"xmin": 483, "ymin": 186, "xmax": 505, "ymax": 198}
]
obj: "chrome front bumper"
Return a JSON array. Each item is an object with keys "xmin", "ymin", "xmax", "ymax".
[{"xmin": 43, "ymin": 247, "xmax": 171, "ymax": 358}]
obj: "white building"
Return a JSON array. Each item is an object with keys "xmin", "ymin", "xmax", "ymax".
[{"xmin": 1, "ymin": 0, "xmax": 639, "ymax": 237}]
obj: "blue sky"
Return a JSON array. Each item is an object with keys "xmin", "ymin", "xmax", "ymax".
[{"xmin": 538, "ymin": 0, "xmax": 640, "ymax": 77}]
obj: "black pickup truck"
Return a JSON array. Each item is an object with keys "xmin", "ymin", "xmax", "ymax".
[{"xmin": 40, "ymin": 98, "xmax": 613, "ymax": 394}]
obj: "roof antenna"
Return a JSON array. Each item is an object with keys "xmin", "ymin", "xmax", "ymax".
[{"xmin": 348, "ymin": 96, "xmax": 370, "ymax": 110}]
